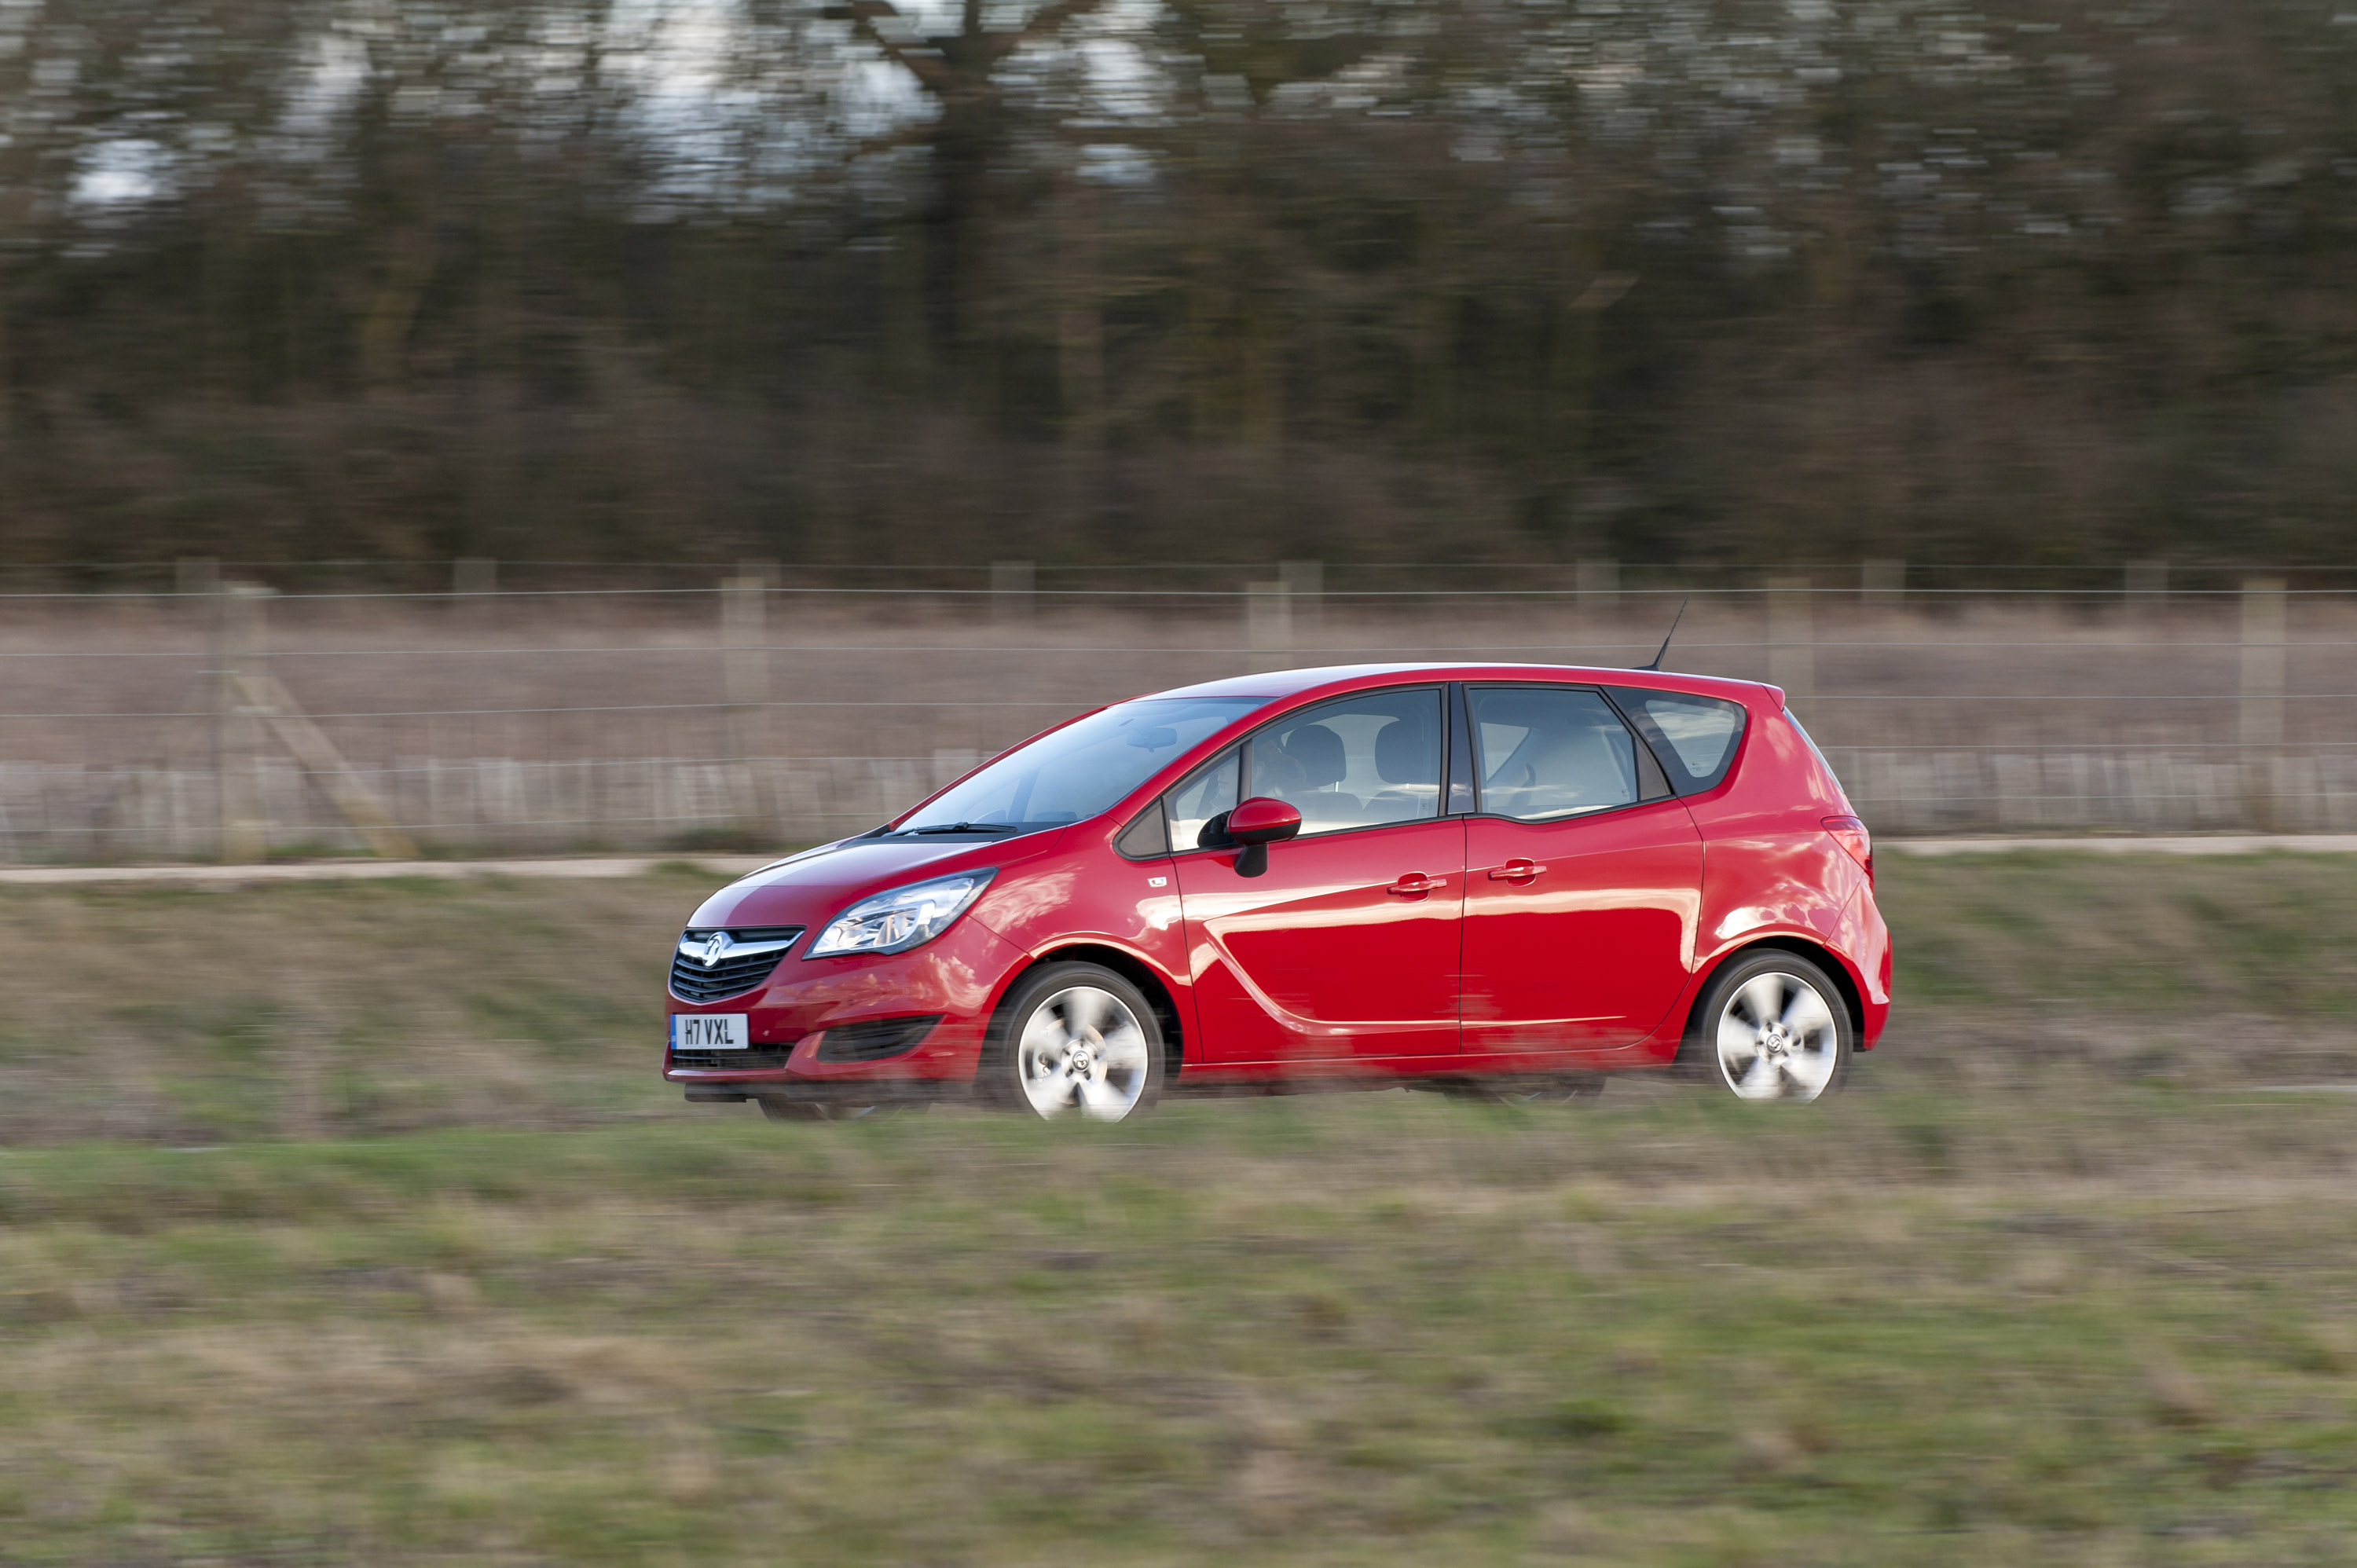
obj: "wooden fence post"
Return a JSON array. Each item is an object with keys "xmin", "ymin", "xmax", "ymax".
[
  {"xmin": 215, "ymin": 584, "xmax": 270, "ymax": 863},
  {"xmin": 1246, "ymin": 581, "xmax": 1293, "ymax": 673},
  {"xmin": 453, "ymin": 558, "xmax": 496, "ymax": 632},
  {"xmin": 176, "ymin": 556, "xmax": 219, "ymax": 599},
  {"xmin": 2240, "ymin": 577, "xmax": 2286, "ymax": 830},
  {"xmin": 1861, "ymin": 559, "xmax": 1905, "ymax": 613},
  {"xmin": 1577, "ymin": 559, "xmax": 1620, "ymax": 614},
  {"xmin": 991, "ymin": 560, "xmax": 1036, "ymax": 626},
  {"xmin": 1767, "ymin": 577, "xmax": 1816, "ymax": 709},
  {"xmin": 1280, "ymin": 559, "xmax": 1323, "ymax": 635},
  {"xmin": 722, "ymin": 575, "xmax": 775, "ymax": 833}
]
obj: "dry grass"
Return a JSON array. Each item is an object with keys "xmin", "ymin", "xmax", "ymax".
[
  {"xmin": 6, "ymin": 598, "xmax": 2351, "ymax": 855},
  {"xmin": 3, "ymin": 597, "xmax": 2351, "ymax": 768}
]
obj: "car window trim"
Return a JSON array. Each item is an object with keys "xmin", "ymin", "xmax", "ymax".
[
  {"xmin": 1461, "ymin": 680, "xmax": 1679, "ymax": 826},
  {"xmin": 1446, "ymin": 682, "xmax": 1476, "ymax": 815},
  {"xmin": 1158, "ymin": 683, "xmax": 1453, "ymax": 855}
]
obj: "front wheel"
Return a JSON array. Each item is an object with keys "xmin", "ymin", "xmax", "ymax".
[
  {"xmin": 1688, "ymin": 952, "xmax": 1852, "ymax": 1103},
  {"xmin": 985, "ymin": 962, "xmax": 1166, "ymax": 1123}
]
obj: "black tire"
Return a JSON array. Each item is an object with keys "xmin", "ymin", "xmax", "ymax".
[
  {"xmin": 983, "ymin": 962, "xmax": 1167, "ymax": 1122},
  {"xmin": 1682, "ymin": 951, "xmax": 1853, "ymax": 1103}
]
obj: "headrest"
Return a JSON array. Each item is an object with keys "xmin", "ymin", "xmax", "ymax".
[
  {"xmin": 1281, "ymin": 724, "xmax": 1348, "ymax": 789},
  {"xmin": 1374, "ymin": 715, "xmax": 1435, "ymax": 785}
]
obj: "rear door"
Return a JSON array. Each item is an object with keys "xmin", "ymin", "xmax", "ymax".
[
  {"xmin": 1169, "ymin": 687, "xmax": 1464, "ymax": 1064},
  {"xmin": 1458, "ymin": 684, "xmax": 1703, "ymax": 1053}
]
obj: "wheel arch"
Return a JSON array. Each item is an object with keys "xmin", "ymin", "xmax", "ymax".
[
  {"xmin": 984, "ymin": 943, "xmax": 1187, "ymax": 1082},
  {"xmin": 1681, "ymin": 936, "xmax": 1866, "ymax": 1057}
]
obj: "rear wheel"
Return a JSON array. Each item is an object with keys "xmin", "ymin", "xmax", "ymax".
[
  {"xmin": 986, "ymin": 962, "xmax": 1165, "ymax": 1123},
  {"xmin": 1688, "ymin": 951, "xmax": 1851, "ymax": 1103}
]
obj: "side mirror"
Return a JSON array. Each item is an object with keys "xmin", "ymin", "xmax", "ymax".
[{"xmin": 1226, "ymin": 796, "xmax": 1302, "ymax": 878}]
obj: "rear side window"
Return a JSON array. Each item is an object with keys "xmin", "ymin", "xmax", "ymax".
[
  {"xmin": 1468, "ymin": 687, "xmax": 1641, "ymax": 821},
  {"xmin": 1608, "ymin": 687, "xmax": 1748, "ymax": 794}
]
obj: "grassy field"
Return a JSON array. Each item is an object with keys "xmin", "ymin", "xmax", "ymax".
[{"xmin": 2, "ymin": 854, "xmax": 2355, "ymax": 1563}]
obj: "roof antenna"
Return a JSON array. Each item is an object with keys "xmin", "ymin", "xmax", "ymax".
[{"xmin": 1637, "ymin": 596, "xmax": 1689, "ymax": 672}]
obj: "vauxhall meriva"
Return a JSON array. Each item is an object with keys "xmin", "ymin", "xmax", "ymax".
[{"xmin": 663, "ymin": 665, "xmax": 1890, "ymax": 1121}]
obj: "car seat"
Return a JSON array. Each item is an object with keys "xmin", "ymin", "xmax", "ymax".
[
  {"xmin": 1486, "ymin": 722, "xmax": 1631, "ymax": 818},
  {"xmin": 1369, "ymin": 713, "xmax": 1439, "ymax": 819},
  {"xmin": 1277, "ymin": 722, "xmax": 1362, "ymax": 824}
]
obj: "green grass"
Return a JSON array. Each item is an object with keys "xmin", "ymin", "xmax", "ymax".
[
  {"xmin": 3, "ymin": 849, "xmax": 2355, "ymax": 1143},
  {"xmin": 2, "ymin": 1097, "xmax": 2356, "ymax": 1564},
  {"xmin": 1885, "ymin": 851, "xmax": 2357, "ymax": 1018},
  {"xmin": 2, "ymin": 853, "xmax": 2356, "ymax": 1562}
]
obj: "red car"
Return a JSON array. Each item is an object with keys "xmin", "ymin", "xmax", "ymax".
[{"xmin": 665, "ymin": 665, "xmax": 1889, "ymax": 1121}]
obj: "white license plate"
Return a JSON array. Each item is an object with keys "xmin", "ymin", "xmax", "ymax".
[{"xmin": 672, "ymin": 1014, "xmax": 750, "ymax": 1050}]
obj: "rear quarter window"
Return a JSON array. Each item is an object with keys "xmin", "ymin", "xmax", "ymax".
[{"xmin": 1607, "ymin": 687, "xmax": 1749, "ymax": 794}]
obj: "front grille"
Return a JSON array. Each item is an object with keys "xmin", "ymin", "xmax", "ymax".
[
  {"xmin": 814, "ymin": 1015, "xmax": 943, "ymax": 1064},
  {"xmin": 671, "ymin": 1048, "xmax": 797, "ymax": 1072},
  {"xmin": 669, "ymin": 925, "xmax": 804, "ymax": 1003}
]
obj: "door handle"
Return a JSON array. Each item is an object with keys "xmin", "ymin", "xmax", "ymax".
[
  {"xmin": 1386, "ymin": 874, "xmax": 1445, "ymax": 896},
  {"xmin": 1488, "ymin": 859, "xmax": 1545, "ymax": 883}
]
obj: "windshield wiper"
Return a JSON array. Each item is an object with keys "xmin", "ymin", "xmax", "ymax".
[{"xmin": 901, "ymin": 821, "xmax": 1022, "ymax": 836}]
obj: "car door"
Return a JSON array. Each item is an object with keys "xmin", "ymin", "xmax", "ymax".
[
  {"xmin": 1168, "ymin": 687, "xmax": 1464, "ymax": 1064},
  {"xmin": 1458, "ymin": 684, "xmax": 1703, "ymax": 1054}
]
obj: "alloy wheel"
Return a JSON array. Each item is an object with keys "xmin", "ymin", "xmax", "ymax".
[
  {"xmin": 1016, "ymin": 984, "xmax": 1153, "ymax": 1121},
  {"xmin": 1713, "ymin": 970, "xmax": 1841, "ymax": 1102}
]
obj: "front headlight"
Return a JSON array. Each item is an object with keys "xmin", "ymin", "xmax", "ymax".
[{"xmin": 805, "ymin": 870, "xmax": 997, "ymax": 958}]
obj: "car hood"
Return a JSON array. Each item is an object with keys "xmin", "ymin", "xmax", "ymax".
[{"xmin": 686, "ymin": 830, "xmax": 1069, "ymax": 932}]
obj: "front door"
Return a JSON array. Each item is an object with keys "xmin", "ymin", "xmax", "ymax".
[
  {"xmin": 1168, "ymin": 687, "xmax": 1464, "ymax": 1064},
  {"xmin": 1457, "ymin": 685, "xmax": 1703, "ymax": 1054}
]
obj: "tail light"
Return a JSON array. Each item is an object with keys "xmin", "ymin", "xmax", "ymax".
[{"xmin": 1822, "ymin": 815, "xmax": 1872, "ymax": 885}]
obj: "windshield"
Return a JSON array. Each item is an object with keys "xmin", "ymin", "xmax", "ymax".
[{"xmin": 893, "ymin": 697, "xmax": 1263, "ymax": 834}]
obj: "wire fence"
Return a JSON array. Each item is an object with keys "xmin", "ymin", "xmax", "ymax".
[{"xmin": 0, "ymin": 566, "xmax": 2349, "ymax": 861}]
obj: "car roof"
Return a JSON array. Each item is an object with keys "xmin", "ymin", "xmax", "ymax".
[{"xmin": 1145, "ymin": 662, "xmax": 1780, "ymax": 711}]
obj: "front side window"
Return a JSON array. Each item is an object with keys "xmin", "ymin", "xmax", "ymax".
[
  {"xmin": 896, "ymin": 696, "xmax": 1260, "ymax": 836},
  {"xmin": 1163, "ymin": 749, "xmax": 1241, "ymax": 852},
  {"xmin": 1469, "ymin": 687, "xmax": 1640, "ymax": 821},
  {"xmin": 1243, "ymin": 688, "xmax": 1444, "ymax": 837},
  {"xmin": 1607, "ymin": 687, "xmax": 1748, "ymax": 794}
]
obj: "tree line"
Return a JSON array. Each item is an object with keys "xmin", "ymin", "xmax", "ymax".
[{"xmin": 1, "ymin": 0, "xmax": 2352, "ymax": 576}]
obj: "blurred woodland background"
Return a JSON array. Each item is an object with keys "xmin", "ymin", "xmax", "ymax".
[{"xmin": 2, "ymin": 0, "xmax": 2355, "ymax": 573}]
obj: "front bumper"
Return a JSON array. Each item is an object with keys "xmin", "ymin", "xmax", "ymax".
[{"xmin": 662, "ymin": 915, "xmax": 1025, "ymax": 1086}]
